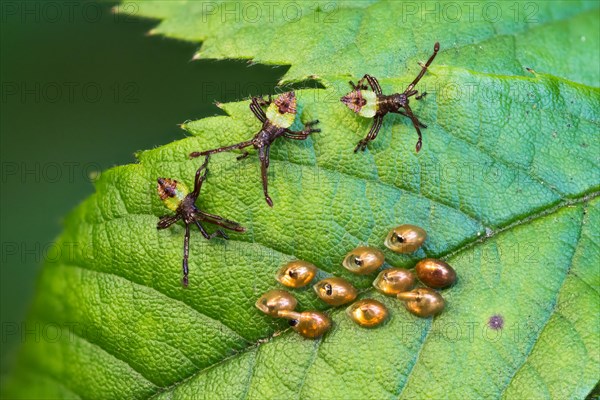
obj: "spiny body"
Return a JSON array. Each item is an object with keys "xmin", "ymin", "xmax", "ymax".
[
  {"xmin": 190, "ymin": 92, "xmax": 320, "ymax": 207},
  {"xmin": 341, "ymin": 42, "xmax": 440, "ymax": 153},
  {"xmin": 156, "ymin": 156, "xmax": 245, "ymax": 287},
  {"xmin": 253, "ymin": 92, "xmax": 298, "ymax": 146},
  {"xmin": 341, "ymin": 90, "xmax": 410, "ymax": 118}
]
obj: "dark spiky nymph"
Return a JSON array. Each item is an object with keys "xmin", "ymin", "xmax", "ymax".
[
  {"xmin": 157, "ymin": 155, "xmax": 245, "ymax": 287},
  {"xmin": 341, "ymin": 42, "xmax": 440, "ymax": 152},
  {"xmin": 189, "ymin": 92, "xmax": 320, "ymax": 207}
]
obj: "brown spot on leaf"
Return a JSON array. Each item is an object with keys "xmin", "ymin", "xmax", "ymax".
[{"xmin": 488, "ymin": 315, "xmax": 504, "ymax": 330}]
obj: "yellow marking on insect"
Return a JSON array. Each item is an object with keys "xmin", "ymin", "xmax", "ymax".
[
  {"xmin": 157, "ymin": 178, "xmax": 189, "ymax": 212},
  {"xmin": 266, "ymin": 102, "xmax": 296, "ymax": 128},
  {"xmin": 357, "ymin": 90, "xmax": 377, "ymax": 118}
]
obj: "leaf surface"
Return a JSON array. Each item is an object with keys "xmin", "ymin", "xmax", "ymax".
[{"xmin": 3, "ymin": 1, "xmax": 599, "ymax": 399}]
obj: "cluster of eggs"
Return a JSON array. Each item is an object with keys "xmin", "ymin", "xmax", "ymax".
[
  {"xmin": 255, "ymin": 261, "xmax": 333, "ymax": 339},
  {"xmin": 255, "ymin": 225, "xmax": 456, "ymax": 339}
]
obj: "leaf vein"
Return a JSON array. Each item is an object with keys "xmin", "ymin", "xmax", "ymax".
[{"xmin": 497, "ymin": 203, "xmax": 586, "ymax": 397}]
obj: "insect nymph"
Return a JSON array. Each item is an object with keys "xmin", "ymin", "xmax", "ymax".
[
  {"xmin": 157, "ymin": 155, "xmax": 245, "ymax": 287},
  {"xmin": 341, "ymin": 42, "xmax": 440, "ymax": 152},
  {"xmin": 190, "ymin": 92, "xmax": 320, "ymax": 207}
]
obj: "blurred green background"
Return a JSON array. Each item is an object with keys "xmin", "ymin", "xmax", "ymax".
[{"xmin": 0, "ymin": 1, "xmax": 282, "ymax": 371}]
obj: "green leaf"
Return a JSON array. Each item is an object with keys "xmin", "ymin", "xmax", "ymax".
[{"xmin": 3, "ymin": 1, "xmax": 599, "ymax": 399}]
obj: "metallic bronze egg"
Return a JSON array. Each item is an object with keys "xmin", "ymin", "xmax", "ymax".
[
  {"xmin": 342, "ymin": 246, "xmax": 385, "ymax": 275},
  {"xmin": 346, "ymin": 299, "xmax": 389, "ymax": 328},
  {"xmin": 276, "ymin": 260, "xmax": 318, "ymax": 288},
  {"xmin": 397, "ymin": 288, "xmax": 445, "ymax": 317},
  {"xmin": 255, "ymin": 290, "xmax": 297, "ymax": 317},
  {"xmin": 415, "ymin": 258, "xmax": 456, "ymax": 288},
  {"xmin": 313, "ymin": 277, "xmax": 358, "ymax": 306},
  {"xmin": 384, "ymin": 224, "xmax": 427, "ymax": 253},
  {"xmin": 280, "ymin": 310, "xmax": 332, "ymax": 339},
  {"xmin": 372, "ymin": 268, "xmax": 416, "ymax": 296}
]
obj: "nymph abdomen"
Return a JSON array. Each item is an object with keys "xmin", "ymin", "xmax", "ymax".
[{"xmin": 341, "ymin": 89, "xmax": 378, "ymax": 118}]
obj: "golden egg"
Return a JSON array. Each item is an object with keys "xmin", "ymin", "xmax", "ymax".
[
  {"xmin": 397, "ymin": 288, "xmax": 445, "ymax": 317},
  {"xmin": 384, "ymin": 224, "xmax": 427, "ymax": 253},
  {"xmin": 280, "ymin": 310, "xmax": 331, "ymax": 339},
  {"xmin": 255, "ymin": 290, "xmax": 297, "ymax": 317},
  {"xmin": 342, "ymin": 246, "xmax": 385, "ymax": 275},
  {"xmin": 372, "ymin": 268, "xmax": 416, "ymax": 296},
  {"xmin": 313, "ymin": 277, "xmax": 358, "ymax": 306},
  {"xmin": 276, "ymin": 260, "xmax": 318, "ymax": 288},
  {"xmin": 415, "ymin": 258, "xmax": 456, "ymax": 288},
  {"xmin": 346, "ymin": 299, "xmax": 389, "ymax": 328}
]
